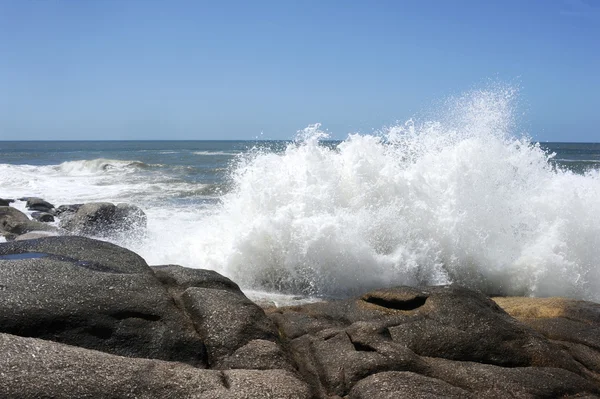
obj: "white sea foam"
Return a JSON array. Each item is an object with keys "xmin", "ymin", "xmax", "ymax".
[{"xmin": 138, "ymin": 87, "xmax": 600, "ymax": 300}]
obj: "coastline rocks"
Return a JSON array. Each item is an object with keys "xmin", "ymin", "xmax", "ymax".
[
  {"xmin": 0, "ymin": 198, "xmax": 15, "ymax": 206},
  {"xmin": 181, "ymin": 287, "xmax": 283, "ymax": 369},
  {"xmin": 0, "ymin": 236, "xmax": 206, "ymax": 366},
  {"xmin": 268, "ymin": 286, "xmax": 594, "ymax": 397},
  {"xmin": 0, "ymin": 333, "xmax": 311, "ymax": 399},
  {"xmin": 0, "ymin": 206, "xmax": 59, "ymax": 239},
  {"xmin": 0, "ymin": 206, "xmax": 29, "ymax": 233},
  {"xmin": 2, "ymin": 235, "xmax": 600, "ymax": 398},
  {"xmin": 59, "ymin": 202, "xmax": 147, "ymax": 237}
]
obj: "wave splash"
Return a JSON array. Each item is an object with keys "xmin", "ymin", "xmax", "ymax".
[{"xmin": 185, "ymin": 88, "xmax": 600, "ymax": 300}]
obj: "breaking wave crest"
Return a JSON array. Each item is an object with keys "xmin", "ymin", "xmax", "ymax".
[{"xmin": 181, "ymin": 88, "xmax": 600, "ymax": 300}]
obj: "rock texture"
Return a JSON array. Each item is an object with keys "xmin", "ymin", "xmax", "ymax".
[
  {"xmin": 59, "ymin": 202, "xmax": 147, "ymax": 237},
  {"xmin": 1, "ymin": 236, "xmax": 600, "ymax": 398},
  {"xmin": 0, "ymin": 332, "xmax": 310, "ymax": 399},
  {"xmin": 0, "ymin": 236, "xmax": 206, "ymax": 366},
  {"xmin": 0, "ymin": 205, "xmax": 59, "ymax": 240}
]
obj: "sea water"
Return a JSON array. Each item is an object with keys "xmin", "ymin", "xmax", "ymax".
[{"xmin": 1, "ymin": 88, "xmax": 600, "ymax": 302}]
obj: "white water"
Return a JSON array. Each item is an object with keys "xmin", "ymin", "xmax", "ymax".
[
  {"xmin": 2, "ymin": 88, "xmax": 600, "ymax": 301},
  {"xmin": 143, "ymin": 88, "xmax": 600, "ymax": 300}
]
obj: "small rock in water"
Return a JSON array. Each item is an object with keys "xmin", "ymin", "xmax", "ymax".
[
  {"xmin": 0, "ymin": 198, "xmax": 15, "ymax": 206},
  {"xmin": 31, "ymin": 212, "xmax": 55, "ymax": 223},
  {"xmin": 25, "ymin": 197, "xmax": 55, "ymax": 213}
]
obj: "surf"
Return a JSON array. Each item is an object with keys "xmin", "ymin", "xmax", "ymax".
[{"xmin": 163, "ymin": 87, "xmax": 600, "ymax": 301}]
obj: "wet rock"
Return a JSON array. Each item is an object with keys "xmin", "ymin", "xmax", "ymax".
[
  {"xmin": 0, "ymin": 332, "xmax": 311, "ymax": 399},
  {"xmin": 0, "ymin": 236, "xmax": 206, "ymax": 366},
  {"xmin": 114, "ymin": 202, "xmax": 147, "ymax": 230},
  {"xmin": 1, "ymin": 205, "xmax": 59, "ymax": 237},
  {"xmin": 54, "ymin": 203, "xmax": 83, "ymax": 216},
  {"xmin": 59, "ymin": 202, "xmax": 146, "ymax": 237},
  {"xmin": 0, "ymin": 198, "xmax": 15, "ymax": 206},
  {"xmin": 25, "ymin": 197, "xmax": 55, "ymax": 213},
  {"xmin": 0, "ymin": 206, "xmax": 30, "ymax": 233},
  {"xmin": 31, "ymin": 211, "xmax": 55, "ymax": 222}
]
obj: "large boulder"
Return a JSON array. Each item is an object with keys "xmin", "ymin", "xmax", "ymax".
[
  {"xmin": 0, "ymin": 332, "xmax": 311, "ymax": 399},
  {"xmin": 0, "ymin": 236, "xmax": 206, "ymax": 366},
  {"xmin": 59, "ymin": 202, "xmax": 147, "ymax": 237},
  {"xmin": 0, "ymin": 206, "xmax": 30, "ymax": 232},
  {"xmin": 268, "ymin": 285, "xmax": 597, "ymax": 397},
  {"xmin": 0, "ymin": 198, "xmax": 15, "ymax": 206}
]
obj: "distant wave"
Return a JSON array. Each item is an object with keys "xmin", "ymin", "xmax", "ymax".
[
  {"xmin": 56, "ymin": 159, "xmax": 160, "ymax": 175},
  {"xmin": 193, "ymin": 151, "xmax": 238, "ymax": 156},
  {"xmin": 554, "ymin": 159, "xmax": 600, "ymax": 164}
]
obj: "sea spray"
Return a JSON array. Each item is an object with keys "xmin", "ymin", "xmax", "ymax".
[
  {"xmin": 176, "ymin": 88, "xmax": 600, "ymax": 300},
  {"xmin": 1, "ymin": 87, "xmax": 600, "ymax": 302}
]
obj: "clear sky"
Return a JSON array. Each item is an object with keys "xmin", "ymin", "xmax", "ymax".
[{"xmin": 0, "ymin": 0, "xmax": 598, "ymax": 141}]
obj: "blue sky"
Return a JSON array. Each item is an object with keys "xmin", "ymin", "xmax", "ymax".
[{"xmin": 0, "ymin": 0, "xmax": 598, "ymax": 141}]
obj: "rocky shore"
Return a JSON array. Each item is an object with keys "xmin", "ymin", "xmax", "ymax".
[{"xmin": 1, "ymin": 199, "xmax": 600, "ymax": 398}]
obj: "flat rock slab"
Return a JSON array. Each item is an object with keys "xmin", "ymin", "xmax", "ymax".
[{"xmin": 0, "ymin": 332, "xmax": 311, "ymax": 399}]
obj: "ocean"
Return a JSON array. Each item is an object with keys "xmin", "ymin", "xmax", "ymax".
[{"xmin": 1, "ymin": 90, "xmax": 600, "ymax": 302}]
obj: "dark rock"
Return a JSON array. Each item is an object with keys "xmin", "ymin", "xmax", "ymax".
[
  {"xmin": 152, "ymin": 264, "xmax": 242, "ymax": 297},
  {"xmin": 269, "ymin": 286, "xmax": 592, "ymax": 397},
  {"xmin": 114, "ymin": 202, "xmax": 147, "ymax": 230},
  {"xmin": 54, "ymin": 204, "xmax": 83, "ymax": 216},
  {"xmin": 348, "ymin": 371, "xmax": 474, "ymax": 399},
  {"xmin": 10, "ymin": 220, "xmax": 60, "ymax": 235},
  {"xmin": 1, "ymin": 205, "xmax": 59, "ymax": 237},
  {"xmin": 0, "ymin": 236, "xmax": 207, "ymax": 366},
  {"xmin": 0, "ymin": 206, "xmax": 30, "ymax": 233},
  {"xmin": 423, "ymin": 357, "xmax": 600, "ymax": 398},
  {"xmin": 25, "ymin": 197, "xmax": 55, "ymax": 213},
  {"xmin": 59, "ymin": 202, "xmax": 146, "ymax": 237},
  {"xmin": 218, "ymin": 339, "xmax": 297, "ymax": 372},
  {"xmin": 0, "ymin": 198, "xmax": 15, "ymax": 206},
  {"xmin": 31, "ymin": 211, "xmax": 55, "ymax": 222},
  {"xmin": 181, "ymin": 287, "xmax": 281, "ymax": 368},
  {"xmin": 0, "ymin": 332, "xmax": 311, "ymax": 399},
  {"xmin": 14, "ymin": 231, "xmax": 59, "ymax": 241}
]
